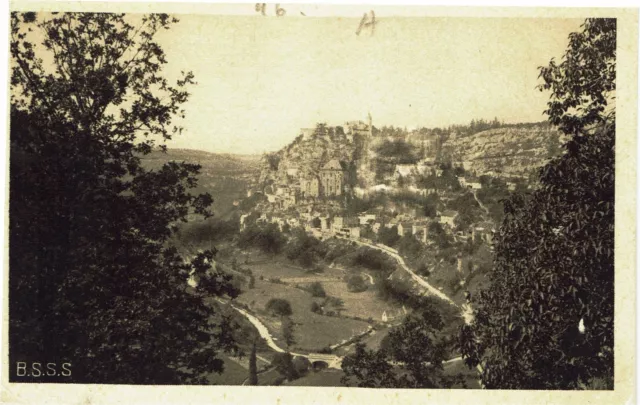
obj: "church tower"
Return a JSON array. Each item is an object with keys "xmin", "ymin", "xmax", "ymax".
[{"xmin": 362, "ymin": 112, "xmax": 372, "ymax": 165}]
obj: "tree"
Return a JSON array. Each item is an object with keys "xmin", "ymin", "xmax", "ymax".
[
  {"xmin": 238, "ymin": 223, "xmax": 286, "ymax": 255},
  {"xmin": 308, "ymin": 281, "xmax": 326, "ymax": 298},
  {"xmin": 265, "ymin": 153, "xmax": 281, "ymax": 171},
  {"xmin": 265, "ymin": 298, "xmax": 293, "ymax": 317},
  {"xmin": 422, "ymin": 193, "xmax": 439, "ymax": 218},
  {"xmin": 248, "ymin": 340, "xmax": 258, "ymax": 386},
  {"xmin": 9, "ymin": 13, "xmax": 240, "ymax": 384},
  {"xmin": 461, "ymin": 18, "xmax": 615, "ymax": 389},
  {"xmin": 281, "ymin": 316, "xmax": 296, "ymax": 349},
  {"xmin": 428, "ymin": 222, "xmax": 451, "ymax": 249},
  {"xmin": 292, "ymin": 356, "xmax": 311, "ymax": 376},
  {"xmin": 378, "ymin": 225, "xmax": 400, "ymax": 247},
  {"xmin": 272, "ymin": 352, "xmax": 299, "ymax": 381},
  {"xmin": 538, "ymin": 19, "xmax": 616, "ymax": 135},
  {"xmin": 342, "ymin": 302, "xmax": 461, "ymax": 388},
  {"xmin": 346, "ymin": 274, "xmax": 368, "ymax": 293}
]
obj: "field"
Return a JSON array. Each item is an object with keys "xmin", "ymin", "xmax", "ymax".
[
  {"xmin": 244, "ymin": 254, "xmax": 397, "ymax": 321},
  {"xmin": 236, "ymin": 277, "xmax": 371, "ymax": 352},
  {"xmin": 321, "ymin": 279, "xmax": 397, "ymax": 321}
]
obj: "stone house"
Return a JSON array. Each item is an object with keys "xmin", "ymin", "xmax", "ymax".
[{"xmin": 319, "ymin": 159, "xmax": 345, "ymax": 197}]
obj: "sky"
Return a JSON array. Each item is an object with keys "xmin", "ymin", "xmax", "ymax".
[{"xmin": 150, "ymin": 14, "xmax": 582, "ymax": 154}]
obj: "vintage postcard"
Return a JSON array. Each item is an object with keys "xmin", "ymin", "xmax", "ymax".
[{"xmin": 1, "ymin": 1, "xmax": 638, "ymax": 404}]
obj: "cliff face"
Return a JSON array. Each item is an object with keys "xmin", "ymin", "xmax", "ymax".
[
  {"xmin": 259, "ymin": 132, "xmax": 358, "ymax": 187},
  {"xmin": 442, "ymin": 124, "xmax": 564, "ymax": 178}
]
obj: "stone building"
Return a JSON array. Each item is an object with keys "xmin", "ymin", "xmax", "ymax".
[
  {"xmin": 320, "ymin": 159, "xmax": 345, "ymax": 197},
  {"xmin": 301, "ymin": 176, "xmax": 320, "ymax": 198}
]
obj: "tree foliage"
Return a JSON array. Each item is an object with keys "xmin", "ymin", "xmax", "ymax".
[
  {"xmin": 461, "ymin": 18, "xmax": 615, "ymax": 389},
  {"xmin": 342, "ymin": 302, "xmax": 461, "ymax": 388},
  {"xmin": 538, "ymin": 19, "xmax": 616, "ymax": 136},
  {"xmin": 272, "ymin": 352, "xmax": 299, "ymax": 381},
  {"xmin": 378, "ymin": 225, "xmax": 401, "ymax": 248},
  {"xmin": 248, "ymin": 340, "xmax": 258, "ymax": 385},
  {"xmin": 307, "ymin": 281, "xmax": 327, "ymax": 298},
  {"xmin": 281, "ymin": 316, "xmax": 296, "ymax": 348},
  {"xmin": 9, "ymin": 12, "xmax": 240, "ymax": 383},
  {"xmin": 238, "ymin": 223, "xmax": 286, "ymax": 255},
  {"xmin": 265, "ymin": 298, "xmax": 293, "ymax": 317},
  {"xmin": 346, "ymin": 274, "xmax": 368, "ymax": 293}
]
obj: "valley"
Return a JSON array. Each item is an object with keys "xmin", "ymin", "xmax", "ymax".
[{"xmin": 164, "ymin": 117, "xmax": 562, "ymax": 387}]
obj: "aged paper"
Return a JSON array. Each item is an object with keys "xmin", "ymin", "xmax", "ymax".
[{"xmin": 2, "ymin": 2, "xmax": 637, "ymax": 404}]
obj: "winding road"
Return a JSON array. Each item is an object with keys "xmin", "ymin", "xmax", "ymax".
[
  {"xmin": 338, "ymin": 236, "xmax": 456, "ymax": 306},
  {"xmin": 339, "ymin": 236, "xmax": 477, "ymax": 325},
  {"xmin": 218, "ymin": 299, "xmax": 344, "ymax": 368},
  {"xmin": 217, "ymin": 237, "xmax": 482, "ymax": 383},
  {"xmin": 472, "ymin": 190, "xmax": 490, "ymax": 216}
]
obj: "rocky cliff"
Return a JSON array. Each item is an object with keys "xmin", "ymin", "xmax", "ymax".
[
  {"xmin": 442, "ymin": 123, "xmax": 564, "ymax": 178},
  {"xmin": 259, "ymin": 131, "xmax": 359, "ymax": 187}
]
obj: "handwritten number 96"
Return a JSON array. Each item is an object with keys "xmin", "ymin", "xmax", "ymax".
[{"xmin": 255, "ymin": 3, "xmax": 286, "ymax": 17}]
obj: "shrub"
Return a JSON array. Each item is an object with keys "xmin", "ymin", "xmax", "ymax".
[
  {"xmin": 346, "ymin": 275, "xmax": 368, "ymax": 293},
  {"xmin": 310, "ymin": 302, "xmax": 322, "ymax": 314},
  {"xmin": 308, "ymin": 282, "xmax": 326, "ymax": 298},
  {"xmin": 272, "ymin": 352, "xmax": 299, "ymax": 381},
  {"xmin": 238, "ymin": 223, "xmax": 286, "ymax": 255},
  {"xmin": 378, "ymin": 226, "xmax": 400, "ymax": 247},
  {"xmin": 265, "ymin": 298, "xmax": 292, "ymax": 317}
]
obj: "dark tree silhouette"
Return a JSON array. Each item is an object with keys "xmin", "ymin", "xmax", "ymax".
[
  {"xmin": 460, "ymin": 18, "xmax": 615, "ymax": 389},
  {"xmin": 9, "ymin": 12, "xmax": 239, "ymax": 383},
  {"xmin": 248, "ymin": 341, "xmax": 258, "ymax": 386}
]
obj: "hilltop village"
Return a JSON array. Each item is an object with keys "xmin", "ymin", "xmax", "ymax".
[{"xmin": 239, "ymin": 115, "xmax": 559, "ymax": 251}]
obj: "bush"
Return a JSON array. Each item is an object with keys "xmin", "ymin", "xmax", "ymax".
[
  {"xmin": 265, "ymin": 298, "xmax": 292, "ymax": 317},
  {"xmin": 238, "ymin": 223, "xmax": 286, "ymax": 255},
  {"xmin": 378, "ymin": 226, "xmax": 400, "ymax": 248},
  {"xmin": 398, "ymin": 235, "xmax": 424, "ymax": 262},
  {"xmin": 284, "ymin": 229, "xmax": 325, "ymax": 268},
  {"xmin": 308, "ymin": 282, "xmax": 326, "ymax": 298},
  {"xmin": 349, "ymin": 247, "xmax": 395, "ymax": 273},
  {"xmin": 272, "ymin": 352, "xmax": 299, "ymax": 381},
  {"xmin": 292, "ymin": 356, "xmax": 311, "ymax": 375},
  {"xmin": 177, "ymin": 216, "xmax": 240, "ymax": 248},
  {"xmin": 346, "ymin": 274, "xmax": 368, "ymax": 293},
  {"xmin": 376, "ymin": 278, "xmax": 412, "ymax": 304},
  {"xmin": 310, "ymin": 301, "xmax": 322, "ymax": 314}
]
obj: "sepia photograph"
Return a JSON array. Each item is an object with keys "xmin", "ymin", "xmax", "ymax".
[{"xmin": 2, "ymin": 2, "xmax": 638, "ymax": 404}]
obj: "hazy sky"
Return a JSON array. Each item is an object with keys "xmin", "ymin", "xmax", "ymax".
[{"xmin": 153, "ymin": 15, "xmax": 582, "ymax": 154}]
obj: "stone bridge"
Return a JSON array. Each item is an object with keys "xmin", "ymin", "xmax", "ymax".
[{"xmin": 294, "ymin": 352, "xmax": 343, "ymax": 370}]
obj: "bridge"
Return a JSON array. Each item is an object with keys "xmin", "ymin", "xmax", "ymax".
[{"xmin": 293, "ymin": 352, "xmax": 343, "ymax": 370}]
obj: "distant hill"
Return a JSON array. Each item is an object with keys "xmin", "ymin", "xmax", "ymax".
[
  {"xmin": 442, "ymin": 123, "xmax": 564, "ymax": 179},
  {"xmin": 140, "ymin": 148, "xmax": 261, "ymax": 217},
  {"xmin": 142, "ymin": 148, "xmax": 261, "ymax": 175}
]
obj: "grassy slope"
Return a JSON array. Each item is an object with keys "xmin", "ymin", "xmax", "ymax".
[{"xmin": 236, "ymin": 278, "xmax": 370, "ymax": 352}]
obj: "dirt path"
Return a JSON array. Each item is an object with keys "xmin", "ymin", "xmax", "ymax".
[
  {"xmin": 361, "ymin": 272, "xmax": 375, "ymax": 285},
  {"xmin": 340, "ymin": 237, "xmax": 457, "ymax": 306},
  {"xmin": 472, "ymin": 190, "xmax": 490, "ymax": 216}
]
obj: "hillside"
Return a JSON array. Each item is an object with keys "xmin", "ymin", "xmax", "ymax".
[
  {"xmin": 141, "ymin": 148, "xmax": 261, "ymax": 217},
  {"xmin": 142, "ymin": 148, "xmax": 260, "ymax": 175},
  {"xmin": 259, "ymin": 131, "xmax": 359, "ymax": 186},
  {"xmin": 442, "ymin": 123, "xmax": 563, "ymax": 178}
]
